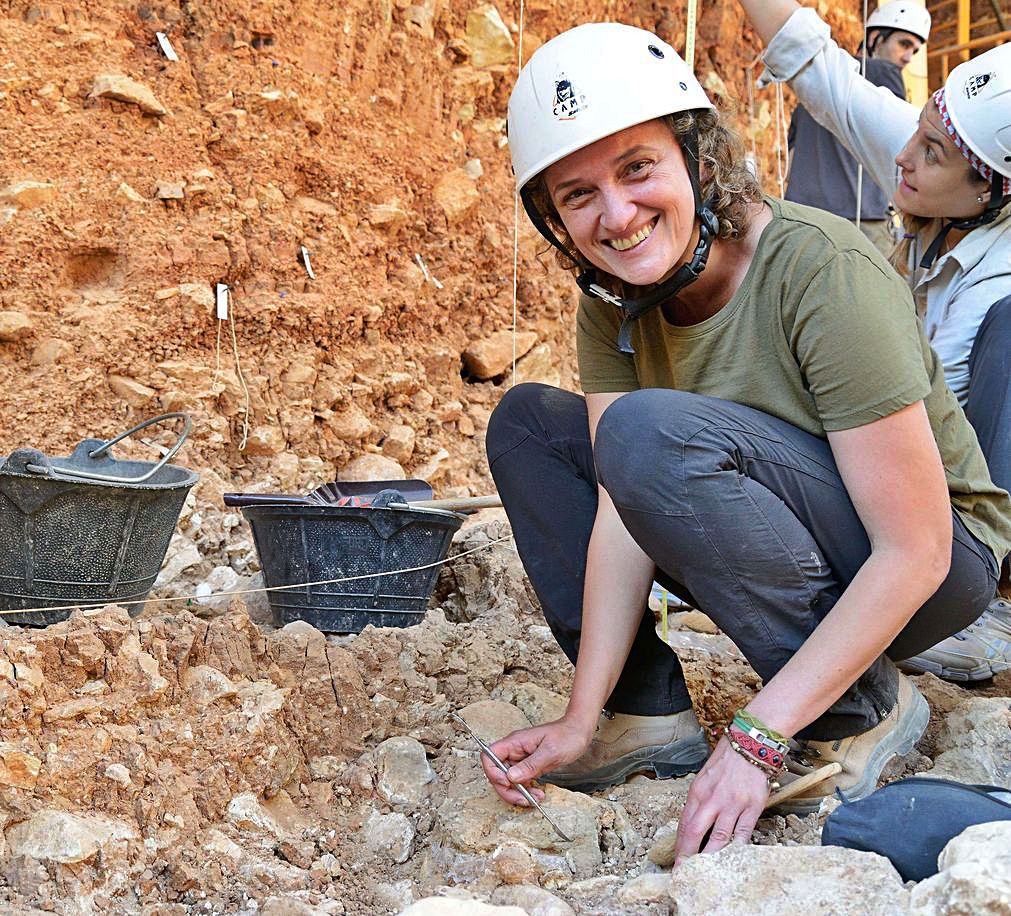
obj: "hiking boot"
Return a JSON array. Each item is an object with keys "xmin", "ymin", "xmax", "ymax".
[
  {"xmin": 900, "ymin": 599, "xmax": 1011, "ymax": 682},
  {"xmin": 540, "ymin": 709, "xmax": 709, "ymax": 793},
  {"xmin": 772, "ymin": 674, "xmax": 929, "ymax": 816}
]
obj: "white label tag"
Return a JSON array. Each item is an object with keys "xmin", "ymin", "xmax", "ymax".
[
  {"xmin": 216, "ymin": 283, "xmax": 229, "ymax": 320},
  {"xmin": 301, "ymin": 246, "xmax": 316, "ymax": 280},
  {"xmin": 156, "ymin": 32, "xmax": 179, "ymax": 61}
]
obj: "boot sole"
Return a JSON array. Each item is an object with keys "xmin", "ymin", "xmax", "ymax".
[
  {"xmin": 773, "ymin": 684, "xmax": 930, "ymax": 816},
  {"xmin": 899, "ymin": 655, "xmax": 1010, "ymax": 682},
  {"xmin": 540, "ymin": 729, "xmax": 709, "ymax": 794}
]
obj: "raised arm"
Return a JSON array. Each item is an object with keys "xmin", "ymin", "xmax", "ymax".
[{"xmin": 738, "ymin": 0, "xmax": 919, "ymax": 197}]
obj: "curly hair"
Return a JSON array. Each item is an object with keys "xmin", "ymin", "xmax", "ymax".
[{"xmin": 525, "ymin": 108, "xmax": 764, "ymax": 276}]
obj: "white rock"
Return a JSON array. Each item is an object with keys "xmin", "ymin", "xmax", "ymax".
[
  {"xmin": 104, "ymin": 763, "xmax": 131, "ymax": 787},
  {"xmin": 90, "ymin": 73, "xmax": 168, "ymax": 115},
  {"xmin": 465, "ymin": 5, "xmax": 515, "ymax": 68},
  {"xmin": 375, "ymin": 736, "xmax": 435, "ymax": 809},
  {"xmin": 400, "ymin": 900, "xmax": 527, "ymax": 916},
  {"xmin": 226, "ymin": 793, "xmax": 283, "ymax": 836},
  {"xmin": 671, "ymin": 844, "xmax": 908, "ymax": 914},
  {"xmin": 362, "ymin": 809, "xmax": 414, "ymax": 864},
  {"xmin": 929, "ymin": 697, "xmax": 1011, "ymax": 787},
  {"xmin": 6, "ymin": 810, "xmax": 137, "ymax": 865},
  {"xmin": 909, "ymin": 820, "xmax": 1011, "ymax": 914},
  {"xmin": 492, "ymin": 885, "xmax": 576, "ymax": 916},
  {"xmin": 0, "ymin": 181, "xmax": 56, "ymax": 209},
  {"xmin": 617, "ymin": 872, "xmax": 671, "ymax": 905}
]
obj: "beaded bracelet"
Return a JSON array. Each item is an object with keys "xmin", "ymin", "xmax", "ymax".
[{"xmin": 724, "ymin": 724, "xmax": 787, "ymax": 780}]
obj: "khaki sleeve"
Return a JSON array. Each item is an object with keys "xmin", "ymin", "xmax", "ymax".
[
  {"xmin": 786, "ymin": 251, "xmax": 931, "ymax": 431},
  {"xmin": 575, "ymin": 294, "xmax": 639, "ymax": 394}
]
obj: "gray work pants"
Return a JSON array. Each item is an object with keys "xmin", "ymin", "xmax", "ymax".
[{"xmin": 486, "ymin": 384, "xmax": 997, "ymax": 740}]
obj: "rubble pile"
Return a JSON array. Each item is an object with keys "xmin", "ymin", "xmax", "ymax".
[{"xmin": 0, "ymin": 518, "xmax": 1008, "ymax": 914}]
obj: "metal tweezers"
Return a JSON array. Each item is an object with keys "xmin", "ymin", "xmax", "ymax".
[{"xmin": 450, "ymin": 711, "xmax": 572, "ymax": 843}]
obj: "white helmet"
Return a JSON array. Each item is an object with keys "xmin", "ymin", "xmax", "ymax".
[
  {"xmin": 942, "ymin": 42, "xmax": 1011, "ymax": 181},
  {"xmin": 507, "ymin": 23, "xmax": 713, "ymax": 191},
  {"xmin": 866, "ymin": 2, "xmax": 931, "ymax": 43}
]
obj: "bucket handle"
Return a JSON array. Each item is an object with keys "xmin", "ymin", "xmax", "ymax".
[{"xmin": 25, "ymin": 413, "xmax": 192, "ymax": 484}]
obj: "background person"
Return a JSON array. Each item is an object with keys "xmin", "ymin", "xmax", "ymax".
[
  {"xmin": 738, "ymin": 0, "xmax": 1011, "ymax": 682},
  {"xmin": 481, "ymin": 23, "xmax": 1011, "ymax": 862},
  {"xmin": 785, "ymin": 1, "xmax": 930, "ymax": 255}
]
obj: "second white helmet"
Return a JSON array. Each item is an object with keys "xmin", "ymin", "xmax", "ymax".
[
  {"xmin": 507, "ymin": 23, "xmax": 713, "ymax": 191},
  {"xmin": 866, "ymin": 2, "xmax": 931, "ymax": 43},
  {"xmin": 942, "ymin": 42, "xmax": 1011, "ymax": 182}
]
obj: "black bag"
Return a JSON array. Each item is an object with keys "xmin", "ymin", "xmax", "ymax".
[{"xmin": 822, "ymin": 776, "xmax": 1011, "ymax": 882}]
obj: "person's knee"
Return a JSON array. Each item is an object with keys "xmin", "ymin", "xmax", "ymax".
[
  {"xmin": 594, "ymin": 390, "xmax": 692, "ymax": 499},
  {"xmin": 487, "ymin": 383, "xmax": 548, "ymax": 458}
]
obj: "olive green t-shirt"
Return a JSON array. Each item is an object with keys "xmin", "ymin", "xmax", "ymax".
[{"xmin": 577, "ymin": 197, "xmax": 1011, "ymax": 566}]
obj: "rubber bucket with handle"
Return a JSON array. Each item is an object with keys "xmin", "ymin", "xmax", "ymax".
[{"xmin": 0, "ymin": 413, "xmax": 198, "ymax": 626}]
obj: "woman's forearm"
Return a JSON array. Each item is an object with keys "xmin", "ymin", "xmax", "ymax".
[
  {"xmin": 737, "ymin": 0, "xmax": 801, "ymax": 46},
  {"xmin": 746, "ymin": 545, "xmax": 949, "ymax": 736},
  {"xmin": 564, "ymin": 487, "xmax": 656, "ymax": 733}
]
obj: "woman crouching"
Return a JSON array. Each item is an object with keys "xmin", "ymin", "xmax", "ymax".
[{"xmin": 481, "ymin": 23, "xmax": 1011, "ymax": 862}]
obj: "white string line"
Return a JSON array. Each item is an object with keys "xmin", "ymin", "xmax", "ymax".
[
  {"xmin": 510, "ymin": 0, "xmax": 525, "ymax": 387},
  {"xmin": 228, "ymin": 288, "xmax": 251, "ymax": 452},
  {"xmin": 855, "ymin": 0, "xmax": 870, "ymax": 229},
  {"xmin": 774, "ymin": 82, "xmax": 786, "ymax": 197},
  {"xmin": 746, "ymin": 63, "xmax": 759, "ymax": 168},
  {"xmin": 0, "ymin": 535, "xmax": 515, "ymax": 618}
]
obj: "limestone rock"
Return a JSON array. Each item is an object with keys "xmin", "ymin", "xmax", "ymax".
[
  {"xmin": 492, "ymin": 840, "xmax": 540, "ymax": 884},
  {"xmin": 491, "ymin": 885, "xmax": 576, "ymax": 916},
  {"xmin": 513, "ymin": 343, "xmax": 559, "ymax": 387},
  {"xmin": 401, "ymin": 900, "xmax": 527, "ymax": 916},
  {"xmin": 671, "ymin": 844, "xmax": 908, "ymax": 914},
  {"xmin": 0, "ymin": 181, "xmax": 56, "ymax": 209},
  {"xmin": 0, "ymin": 743, "xmax": 41, "ymax": 788},
  {"xmin": 31, "ymin": 337, "xmax": 70, "ymax": 365},
  {"xmin": 226, "ymin": 793, "xmax": 284, "ymax": 836},
  {"xmin": 178, "ymin": 282, "xmax": 215, "ymax": 312},
  {"xmin": 107, "ymin": 374, "xmax": 156, "ymax": 406},
  {"xmin": 367, "ymin": 201, "xmax": 409, "ymax": 232},
  {"xmin": 341, "ymin": 453, "xmax": 405, "ymax": 481},
  {"xmin": 116, "ymin": 181, "xmax": 145, "ymax": 203},
  {"xmin": 361, "ymin": 809, "xmax": 414, "ymax": 864},
  {"xmin": 463, "ymin": 330, "xmax": 538, "ymax": 380},
  {"xmin": 433, "ymin": 168, "xmax": 480, "ymax": 222},
  {"xmin": 466, "ymin": 5, "xmax": 515, "ymax": 68},
  {"xmin": 910, "ymin": 820, "xmax": 1011, "ymax": 914},
  {"xmin": 375, "ymin": 736, "xmax": 435, "ymax": 809},
  {"xmin": 382, "ymin": 424, "xmax": 416, "ymax": 463},
  {"xmin": 90, "ymin": 74, "xmax": 168, "ymax": 116},
  {"xmin": 456, "ymin": 699, "xmax": 530, "ymax": 743},
  {"xmin": 328, "ymin": 404, "xmax": 373, "ymax": 442},
  {"xmin": 618, "ymin": 872, "xmax": 672, "ymax": 905},
  {"xmin": 243, "ymin": 425, "xmax": 287, "ymax": 457},
  {"xmin": 928, "ymin": 697, "xmax": 1011, "ymax": 787},
  {"xmin": 492, "ymin": 683, "xmax": 567, "ymax": 727},
  {"xmin": 6, "ymin": 810, "xmax": 137, "ymax": 865},
  {"xmin": 0, "ymin": 311, "xmax": 33, "ymax": 342},
  {"xmin": 183, "ymin": 664, "xmax": 239, "ymax": 706},
  {"xmin": 155, "ymin": 180, "xmax": 185, "ymax": 200}
]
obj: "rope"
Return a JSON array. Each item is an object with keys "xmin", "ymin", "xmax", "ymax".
[
  {"xmin": 774, "ymin": 82, "xmax": 787, "ymax": 197},
  {"xmin": 0, "ymin": 534, "xmax": 515, "ymax": 618},
  {"xmin": 855, "ymin": 0, "xmax": 870, "ymax": 229},
  {"xmin": 510, "ymin": 0, "xmax": 525, "ymax": 386}
]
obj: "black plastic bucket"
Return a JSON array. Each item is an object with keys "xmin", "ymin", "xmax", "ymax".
[
  {"xmin": 0, "ymin": 413, "xmax": 198, "ymax": 627},
  {"xmin": 242, "ymin": 501, "xmax": 464, "ymax": 633}
]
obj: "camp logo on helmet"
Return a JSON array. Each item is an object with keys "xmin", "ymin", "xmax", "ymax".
[
  {"xmin": 551, "ymin": 74, "xmax": 588, "ymax": 120},
  {"xmin": 962, "ymin": 72, "xmax": 993, "ymax": 100}
]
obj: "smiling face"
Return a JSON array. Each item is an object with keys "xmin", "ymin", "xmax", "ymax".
[
  {"xmin": 893, "ymin": 103, "xmax": 990, "ymax": 219},
  {"xmin": 543, "ymin": 119, "xmax": 696, "ymax": 287}
]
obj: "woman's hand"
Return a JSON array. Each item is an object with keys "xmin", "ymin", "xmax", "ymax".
[
  {"xmin": 673, "ymin": 737, "xmax": 771, "ymax": 864},
  {"xmin": 480, "ymin": 718, "xmax": 593, "ymax": 806}
]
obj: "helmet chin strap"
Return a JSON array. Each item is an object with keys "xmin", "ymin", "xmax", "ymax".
[
  {"xmin": 520, "ymin": 119, "xmax": 720, "ymax": 354},
  {"xmin": 919, "ymin": 171, "xmax": 1009, "ymax": 269}
]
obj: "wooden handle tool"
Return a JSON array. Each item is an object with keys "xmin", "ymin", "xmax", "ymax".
[{"xmin": 765, "ymin": 762, "xmax": 842, "ymax": 809}]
